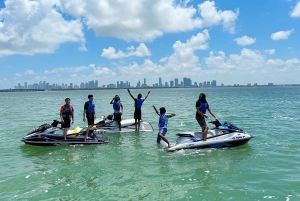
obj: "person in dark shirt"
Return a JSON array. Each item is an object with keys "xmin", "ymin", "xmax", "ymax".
[
  {"xmin": 195, "ymin": 93, "xmax": 218, "ymax": 141},
  {"xmin": 127, "ymin": 89, "xmax": 150, "ymax": 132},
  {"xmin": 60, "ymin": 98, "xmax": 74, "ymax": 140},
  {"xmin": 83, "ymin": 94, "xmax": 95, "ymax": 141}
]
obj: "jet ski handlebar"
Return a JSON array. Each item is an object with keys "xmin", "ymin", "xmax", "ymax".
[{"xmin": 209, "ymin": 120, "xmax": 222, "ymax": 128}]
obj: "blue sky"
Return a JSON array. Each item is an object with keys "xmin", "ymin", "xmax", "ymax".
[{"xmin": 0, "ymin": 0, "xmax": 300, "ymax": 89}]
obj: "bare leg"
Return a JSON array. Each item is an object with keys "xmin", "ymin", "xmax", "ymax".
[
  {"xmin": 134, "ymin": 119, "xmax": 137, "ymax": 131},
  {"xmin": 64, "ymin": 128, "xmax": 68, "ymax": 140},
  {"xmin": 159, "ymin": 133, "xmax": 171, "ymax": 148},
  {"xmin": 85, "ymin": 125, "xmax": 92, "ymax": 141},
  {"xmin": 202, "ymin": 125, "xmax": 208, "ymax": 141},
  {"xmin": 137, "ymin": 119, "xmax": 140, "ymax": 132}
]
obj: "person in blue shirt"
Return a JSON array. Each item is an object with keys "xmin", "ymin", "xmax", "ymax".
[
  {"xmin": 127, "ymin": 89, "xmax": 151, "ymax": 132},
  {"xmin": 83, "ymin": 94, "xmax": 96, "ymax": 141},
  {"xmin": 195, "ymin": 93, "xmax": 218, "ymax": 141},
  {"xmin": 153, "ymin": 105, "xmax": 175, "ymax": 148},
  {"xmin": 110, "ymin": 95, "xmax": 123, "ymax": 131}
]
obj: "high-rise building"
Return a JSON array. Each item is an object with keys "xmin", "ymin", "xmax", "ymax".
[
  {"xmin": 175, "ymin": 78, "xmax": 178, "ymax": 87},
  {"xmin": 136, "ymin": 80, "xmax": 141, "ymax": 88},
  {"xmin": 183, "ymin": 77, "xmax": 192, "ymax": 87},
  {"xmin": 211, "ymin": 80, "xmax": 217, "ymax": 87},
  {"xmin": 24, "ymin": 82, "xmax": 27, "ymax": 89},
  {"xmin": 159, "ymin": 78, "xmax": 162, "ymax": 87},
  {"xmin": 144, "ymin": 78, "xmax": 146, "ymax": 86},
  {"xmin": 170, "ymin": 80, "xmax": 174, "ymax": 87}
]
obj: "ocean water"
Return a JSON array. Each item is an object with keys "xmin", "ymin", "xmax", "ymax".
[{"xmin": 0, "ymin": 86, "xmax": 300, "ymax": 201}]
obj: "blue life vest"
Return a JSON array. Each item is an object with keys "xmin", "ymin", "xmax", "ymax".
[
  {"xmin": 62, "ymin": 104, "xmax": 73, "ymax": 118},
  {"xmin": 135, "ymin": 98, "xmax": 143, "ymax": 109},
  {"xmin": 113, "ymin": 100, "xmax": 122, "ymax": 113},
  {"xmin": 86, "ymin": 101, "xmax": 95, "ymax": 114},
  {"xmin": 199, "ymin": 101, "xmax": 209, "ymax": 114},
  {"xmin": 159, "ymin": 114, "xmax": 168, "ymax": 129}
]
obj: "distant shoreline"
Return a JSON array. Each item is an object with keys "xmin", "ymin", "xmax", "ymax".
[{"xmin": 1, "ymin": 84, "xmax": 300, "ymax": 92}]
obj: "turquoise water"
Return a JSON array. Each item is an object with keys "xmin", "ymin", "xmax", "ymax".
[{"xmin": 0, "ymin": 87, "xmax": 300, "ymax": 200}]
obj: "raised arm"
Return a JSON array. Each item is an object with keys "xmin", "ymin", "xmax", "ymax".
[
  {"xmin": 144, "ymin": 91, "xmax": 151, "ymax": 101},
  {"xmin": 110, "ymin": 97, "xmax": 115, "ymax": 104},
  {"xmin": 127, "ymin": 89, "xmax": 135, "ymax": 100},
  {"xmin": 152, "ymin": 105, "xmax": 160, "ymax": 116},
  {"xmin": 167, "ymin": 113, "xmax": 176, "ymax": 118}
]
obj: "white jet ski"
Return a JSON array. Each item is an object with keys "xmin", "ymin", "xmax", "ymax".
[
  {"xmin": 93, "ymin": 114, "xmax": 153, "ymax": 133},
  {"xmin": 167, "ymin": 120, "xmax": 253, "ymax": 152}
]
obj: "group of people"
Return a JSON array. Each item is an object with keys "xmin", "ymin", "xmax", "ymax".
[{"xmin": 59, "ymin": 90, "xmax": 218, "ymax": 146}]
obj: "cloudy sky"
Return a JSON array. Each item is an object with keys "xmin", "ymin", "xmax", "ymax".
[{"xmin": 0, "ymin": 0, "xmax": 300, "ymax": 89}]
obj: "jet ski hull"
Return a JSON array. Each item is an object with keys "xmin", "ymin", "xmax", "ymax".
[
  {"xmin": 22, "ymin": 121, "xmax": 109, "ymax": 146},
  {"xmin": 167, "ymin": 121, "xmax": 253, "ymax": 152},
  {"xmin": 94, "ymin": 116, "xmax": 153, "ymax": 133},
  {"xmin": 21, "ymin": 136, "xmax": 109, "ymax": 146}
]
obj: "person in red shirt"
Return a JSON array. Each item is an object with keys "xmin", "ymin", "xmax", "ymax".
[{"xmin": 60, "ymin": 98, "xmax": 74, "ymax": 140}]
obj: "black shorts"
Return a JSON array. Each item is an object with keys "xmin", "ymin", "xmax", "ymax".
[
  {"xmin": 134, "ymin": 108, "xmax": 142, "ymax": 120},
  {"xmin": 62, "ymin": 117, "xmax": 71, "ymax": 128},
  {"xmin": 86, "ymin": 113, "xmax": 95, "ymax": 125},
  {"xmin": 196, "ymin": 115, "xmax": 206, "ymax": 127},
  {"xmin": 114, "ymin": 113, "xmax": 122, "ymax": 121}
]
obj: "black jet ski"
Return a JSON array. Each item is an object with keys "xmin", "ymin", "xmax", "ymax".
[
  {"xmin": 22, "ymin": 120, "xmax": 109, "ymax": 146},
  {"xmin": 93, "ymin": 114, "xmax": 153, "ymax": 133},
  {"xmin": 167, "ymin": 120, "xmax": 253, "ymax": 151}
]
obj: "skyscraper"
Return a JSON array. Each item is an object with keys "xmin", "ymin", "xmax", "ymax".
[
  {"xmin": 159, "ymin": 77, "xmax": 162, "ymax": 87},
  {"xmin": 175, "ymin": 78, "xmax": 178, "ymax": 87},
  {"xmin": 170, "ymin": 80, "xmax": 174, "ymax": 87},
  {"xmin": 211, "ymin": 80, "xmax": 217, "ymax": 87}
]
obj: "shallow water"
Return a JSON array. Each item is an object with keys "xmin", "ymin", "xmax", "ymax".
[{"xmin": 1, "ymin": 86, "xmax": 300, "ymax": 200}]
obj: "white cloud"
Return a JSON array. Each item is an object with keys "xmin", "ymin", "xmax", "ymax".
[
  {"xmin": 116, "ymin": 46, "xmax": 300, "ymax": 86},
  {"xmin": 159, "ymin": 57, "xmax": 168, "ymax": 62},
  {"xmin": 290, "ymin": 1, "xmax": 300, "ymax": 17},
  {"xmin": 44, "ymin": 66, "xmax": 88, "ymax": 74},
  {"xmin": 89, "ymin": 64, "xmax": 116, "ymax": 77},
  {"xmin": 0, "ymin": 0, "xmax": 85, "ymax": 57},
  {"xmin": 60, "ymin": 0, "xmax": 238, "ymax": 41},
  {"xmin": 205, "ymin": 51, "xmax": 235, "ymax": 69},
  {"xmin": 198, "ymin": 1, "xmax": 239, "ymax": 34},
  {"xmin": 101, "ymin": 43, "xmax": 151, "ymax": 59},
  {"xmin": 15, "ymin": 73, "xmax": 22, "ymax": 77},
  {"xmin": 165, "ymin": 30, "xmax": 210, "ymax": 71},
  {"xmin": 25, "ymin": 69, "xmax": 35, "ymax": 75},
  {"xmin": 234, "ymin": 36, "xmax": 256, "ymax": 46},
  {"xmin": 118, "ymin": 30, "xmax": 210, "ymax": 80},
  {"xmin": 264, "ymin": 49, "xmax": 275, "ymax": 55},
  {"xmin": 271, "ymin": 29, "xmax": 294, "ymax": 40}
]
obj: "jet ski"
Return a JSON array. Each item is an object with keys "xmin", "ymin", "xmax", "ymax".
[
  {"xmin": 93, "ymin": 114, "xmax": 153, "ymax": 133},
  {"xmin": 22, "ymin": 120, "xmax": 109, "ymax": 146},
  {"xmin": 167, "ymin": 120, "xmax": 253, "ymax": 152}
]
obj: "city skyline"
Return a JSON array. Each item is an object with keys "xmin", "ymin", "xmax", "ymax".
[
  {"xmin": 1, "ymin": 1, "xmax": 300, "ymax": 89},
  {"xmin": 14, "ymin": 77, "xmax": 218, "ymax": 90}
]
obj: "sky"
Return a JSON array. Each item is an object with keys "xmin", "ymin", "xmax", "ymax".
[{"xmin": 0, "ymin": 0, "xmax": 300, "ymax": 89}]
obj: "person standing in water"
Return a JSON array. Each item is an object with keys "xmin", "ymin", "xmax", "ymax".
[
  {"xmin": 127, "ymin": 89, "xmax": 151, "ymax": 132},
  {"xmin": 195, "ymin": 93, "xmax": 218, "ymax": 141},
  {"xmin": 110, "ymin": 95, "xmax": 123, "ymax": 131},
  {"xmin": 60, "ymin": 98, "xmax": 74, "ymax": 140},
  {"xmin": 83, "ymin": 94, "xmax": 96, "ymax": 141},
  {"xmin": 153, "ymin": 105, "xmax": 175, "ymax": 148}
]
